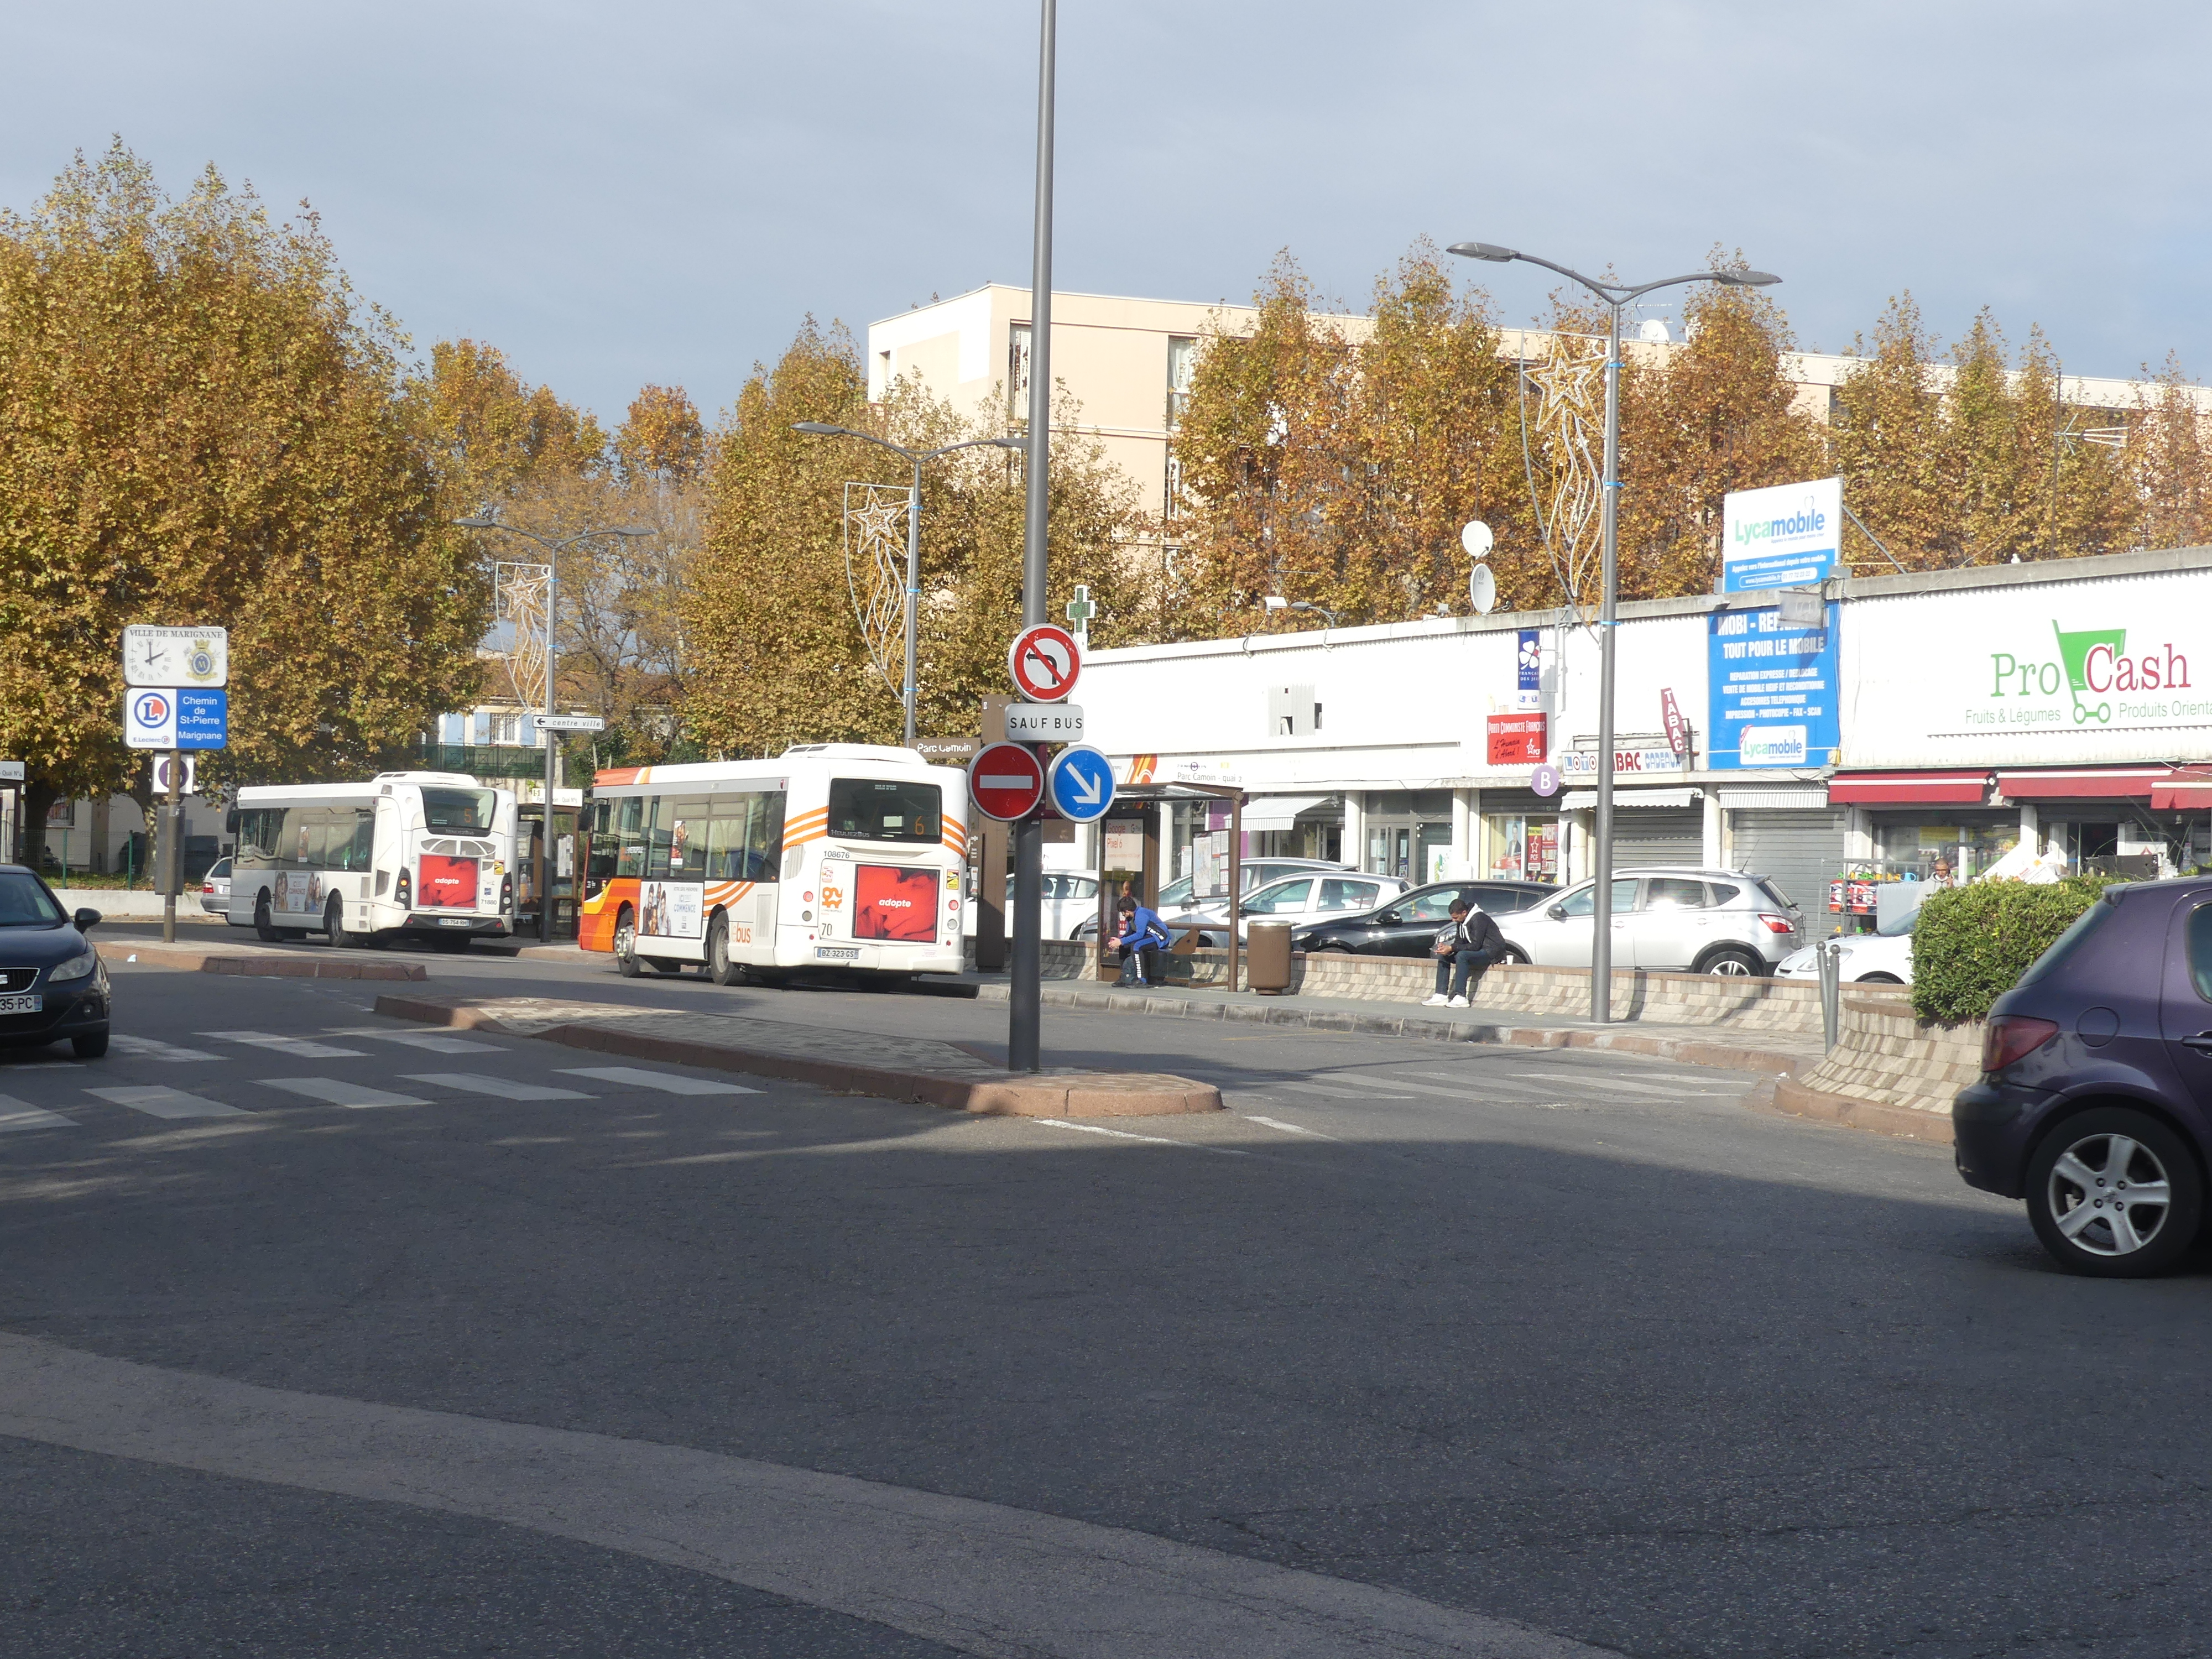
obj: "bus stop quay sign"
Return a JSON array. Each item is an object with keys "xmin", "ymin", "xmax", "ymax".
[
  {"xmin": 1008, "ymin": 623, "xmax": 1081, "ymax": 702},
  {"xmin": 969, "ymin": 742, "xmax": 1045, "ymax": 822}
]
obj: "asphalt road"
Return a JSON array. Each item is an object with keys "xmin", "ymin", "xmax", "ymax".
[{"xmin": 3, "ymin": 937, "xmax": 2208, "ymax": 1656}]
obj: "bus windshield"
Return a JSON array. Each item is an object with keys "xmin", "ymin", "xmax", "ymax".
[
  {"xmin": 422, "ymin": 788, "xmax": 498, "ymax": 832},
  {"xmin": 828, "ymin": 778, "xmax": 941, "ymax": 844}
]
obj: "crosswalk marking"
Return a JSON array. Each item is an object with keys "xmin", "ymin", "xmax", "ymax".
[
  {"xmin": 400, "ymin": 1072, "xmax": 590, "ymax": 1102},
  {"xmin": 322, "ymin": 1027, "xmax": 507, "ymax": 1053},
  {"xmin": 1369, "ymin": 1077, "xmax": 1492, "ymax": 1102},
  {"xmin": 555, "ymin": 1066, "xmax": 759, "ymax": 1096},
  {"xmin": 109, "ymin": 1035, "xmax": 220, "ymax": 1062},
  {"xmin": 86, "ymin": 1086, "xmax": 246, "ymax": 1120},
  {"xmin": 0, "ymin": 1095, "xmax": 75, "ymax": 1131},
  {"xmin": 260, "ymin": 1078, "xmax": 430, "ymax": 1109},
  {"xmin": 1279, "ymin": 1079, "xmax": 1413, "ymax": 1100},
  {"xmin": 204, "ymin": 1031, "xmax": 367, "ymax": 1060},
  {"xmin": 1498, "ymin": 1071, "xmax": 1719, "ymax": 1097}
]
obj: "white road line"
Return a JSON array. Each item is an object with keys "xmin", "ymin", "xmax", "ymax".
[
  {"xmin": 557, "ymin": 1066, "xmax": 760, "ymax": 1096},
  {"xmin": 1498, "ymin": 1071, "xmax": 1721, "ymax": 1097},
  {"xmin": 1279, "ymin": 1079, "xmax": 1414, "ymax": 1100},
  {"xmin": 86, "ymin": 1086, "xmax": 246, "ymax": 1120},
  {"xmin": 399, "ymin": 1072, "xmax": 591, "ymax": 1102},
  {"xmin": 260, "ymin": 1078, "xmax": 430, "ymax": 1110},
  {"xmin": 1369, "ymin": 1077, "xmax": 1493, "ymax": 1102},
  {"xmin": 1032, "ymin": 1119, "xmax": 1186, "ymax": 1145},
  {"xmin": 203, "ymin": 1031, "xmax": 367, "ymax": 1060},
  {"xmin": 108, "ymin": 1035, "xmax": 220, "ymax": 1062},
  {"xmin": 368, "ymin": 1034, "xmax": 506, "ymax": 1055},
  {"xmin": 1244, "ymin": 1115, "xmax": 1335, "ymax": 1140},
  {"xmin": 0, "ymin": 1096, "xmax": 75, "ymax": 1131}
]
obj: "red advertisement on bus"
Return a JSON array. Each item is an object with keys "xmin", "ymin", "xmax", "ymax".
[
  {"xmin": 419, "ymin": 854, "xmax": 478, "ymax": 908},
  {"xmin": 853, "ymin": 864, "xmax": 938, "ymax": 943}
]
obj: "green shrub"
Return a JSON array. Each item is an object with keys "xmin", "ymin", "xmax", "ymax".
[{"xmin": 1910, "ymin": 875, "xmax": 2116, "ymax": 1025}]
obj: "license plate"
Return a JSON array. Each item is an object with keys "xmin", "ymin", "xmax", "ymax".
[
  {"xmin": 440, "ymin": 919, "xmax": 472, "ymax": 927},
  {"xmin": 0, "ymin": 993, "xmax": 43, "ymax": 1014},
  {"xmin": 814, "ymin": 946, "xmax": 860, "ymax": 961}
]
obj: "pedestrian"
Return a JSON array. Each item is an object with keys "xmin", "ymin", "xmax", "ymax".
[
  {"xmin": 1930, "ymin": 858, "xmax": 1956, "ymax": 888},
  {"xmin": 1113, "ymin": 893, "xmax": 1170, "ymax": 986},
  {"xmin": 1423, "ymin": 897, "xmax": 1505, "ymax": 1009}
]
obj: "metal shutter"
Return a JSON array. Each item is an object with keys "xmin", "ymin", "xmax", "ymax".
[
  {"xmin": 1729, "ymin": 808, "xmax": 1848, "ymax": 938},
  {"xmin": 1611, "ymin": 808, "xmax": 1704, "ymax": 868}
]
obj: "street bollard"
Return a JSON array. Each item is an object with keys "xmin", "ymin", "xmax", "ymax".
[{"xmin": 1818, "ymin": 937, "xmax": 1842, "ymax": 1052}]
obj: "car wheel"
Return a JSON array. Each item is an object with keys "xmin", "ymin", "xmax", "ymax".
[
  {"xmin": 1699, "ymin": 946, "xmax": 1764, "ymax": 977},
  {"xmin": 1313, "ymin": 945, "xmax": 1353, "ymax": 954},
  {"xmin": 613, "ymin": 907, "xmax": 641, "ymax": 977},
  {"xmin": 1858, "ymin": 972, "xmax": 1905, "ymax": 985},
  {"xmin": 2027, "ymin": 1107, "xmax": 2202, "ymax": 1277},
  {"xmin": 1497, "ymin": 945, "xmax": 1530, "ymax": 966},
  {"xmin": 707, "ymin": 912, "xmax": 744, "ymax": 987},
  {"xmin": 71, "ymin": 1031, "xmax": 109, "ymax": 1060},
  {"xmin": 254, "ymin": 893, "xmax": 281, "ymax": 943}
]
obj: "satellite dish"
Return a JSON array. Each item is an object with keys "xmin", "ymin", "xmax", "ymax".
[
  {"xmin": 1459, "ymin": 519, "xmax": 1494, "ymax": 560},
  {"xmin": 1468, "ymin": 565, "xmax": 1497, "ymax": 615}
]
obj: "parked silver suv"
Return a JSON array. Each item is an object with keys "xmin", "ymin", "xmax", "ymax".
[{"xmin": 1494, "ymin": 867, "xmax": 1804, "ymax": 976}]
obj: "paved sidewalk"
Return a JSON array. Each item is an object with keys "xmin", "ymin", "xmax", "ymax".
[
  {"xmin": 962, "ymin": 975, "xmax": 1825, "ymax": 1077},
  {"xmin": 374, "ymin": 991, "xmax": 1222, "ymax": 1119},
  {"xmin": 95, "ymin": 937, "xmax": 425, "ymax": 982}
]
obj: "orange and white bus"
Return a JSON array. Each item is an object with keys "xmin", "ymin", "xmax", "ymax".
[{"xmin": 578, "ymin": 744, "xmax": 969, "ymax": 983}]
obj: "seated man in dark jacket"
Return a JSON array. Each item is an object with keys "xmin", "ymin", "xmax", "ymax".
[
  {"xmin": 1113, "ymin": 894, "xmax": 1171, "ymax": 986},
  {"xmin": 1423, "ymin": 898, "xmax": 1505, "ymax": 1008}
]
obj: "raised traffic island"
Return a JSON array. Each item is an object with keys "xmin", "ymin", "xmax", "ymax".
[{"xmin": 372, "ymin": 992, "xmax": 1222, "ymax": 1119}]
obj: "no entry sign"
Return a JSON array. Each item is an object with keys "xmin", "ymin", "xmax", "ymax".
[
  {"xmin": 969, "ymin": 741, "xmax": 1045, "ymax": 822},
  {"xmin": 1007, "ymin": 623, "xmax": 1081, "ymax": 702}
]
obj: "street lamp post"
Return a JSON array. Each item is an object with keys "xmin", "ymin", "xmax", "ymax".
[
  {"xmin": 1446, "ymin": 242, "xmax": 1780, "ymax": 1022},
  {"xmin": 455, "ymin": 516, "xmax": 651, "ymax": 942},
  {"xmin": 791, "ymin": 425, "xmax": 1022, "ymax": 747}
]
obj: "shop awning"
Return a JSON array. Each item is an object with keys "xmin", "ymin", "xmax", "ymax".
[
  {"xmin": 1239, "ymin": 793, "xmax": 1332, "ymax": 832},
  {"xmin": 1825, "ymin": 770, "xmax": 1991, "ymax": 805},
  {"xmin": 1718, "ymin": 786, "xmax": 1830, "ymax": 810},
  {"xmin": 1559, "ymin": 787, "xmax": 1701, "ymax": 811},
  {"xmin": 2151, "ymin": 778, "xmax": 2212, "ymax": 810},
  {"xmin": 1996, "ymin": 766, "xmax": 2179, "ymax": 801}
]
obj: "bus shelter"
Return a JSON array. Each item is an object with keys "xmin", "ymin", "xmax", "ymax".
[{"xmin": 1090, "ymin": 781, "xmax": 1246, "ymax": 989}]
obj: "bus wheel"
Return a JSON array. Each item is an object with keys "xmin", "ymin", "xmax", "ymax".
[
  {"xmin": 614, "ymin": 907, "xmax": 641, "ymax": 977},
  {"xmin": 707, "ymin": 913, "xmax": 744, "ymax": 987},
  {"xmin": 324, "ymin": 897, "xmax": 356, "ymax": 950},
  {"xmin": 254, "ymin": 893, "xmax": 281, "ymax": 943}
]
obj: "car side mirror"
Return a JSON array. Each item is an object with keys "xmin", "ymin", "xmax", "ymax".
[
  {"xmin": 72, "ymin": 907, "xmax": 102, "ymax": 931},
  {"xmin": 1546, "ymin": 904, "xmax": 1567, "ymax": 921},
  {"xmin": 1376, "ymin": 910, "xmax": 1402, "ymax": 926}
]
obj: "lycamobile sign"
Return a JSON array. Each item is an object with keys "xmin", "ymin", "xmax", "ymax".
[{"xmin": 1721, "ymin": 476, "xmax": 1841, "ymax": 593}]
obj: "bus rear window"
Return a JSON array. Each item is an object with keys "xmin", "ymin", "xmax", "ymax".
[
  {"xmin": 422, "ymin": 788, "xmax": 497, "ymax": 832},
  {"xmin": 828, "ymin": 779, "xmax": 941, "ymax": 844}
]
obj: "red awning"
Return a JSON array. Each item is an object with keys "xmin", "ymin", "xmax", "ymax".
[
  {"xmin": 1996, "ymin": 767, "xmax": 2180, "ymax": 801},
  {"xmin": 1825, "ymin": 770, "xmax": 1992, "ymax": 805},
  {"xmin": 2152, "ymin": 780, "xmax": 2212, "ymax": 810}
]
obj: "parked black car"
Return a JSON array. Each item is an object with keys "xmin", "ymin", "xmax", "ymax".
[
  {"xmin": 0, "ymin": 865, "xmax": 109, "ymax": 1059},
  {"xmin": 1954, "ymin": 875, "xmax": 2212, "ymax": 1277},
  {"xmin": 1290, "ymin": 879, "xmax": 1557, "ymax": 958}
]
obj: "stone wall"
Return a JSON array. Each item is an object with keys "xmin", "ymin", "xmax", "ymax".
[{"xmin": 1782, "ymin": 993, "xmax": 1983, "ymax": 1129}]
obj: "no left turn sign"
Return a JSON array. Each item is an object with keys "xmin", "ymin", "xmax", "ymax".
[{"xmin": 1007, "ymin": 623, "xmax": 1081, "ymax": 702}]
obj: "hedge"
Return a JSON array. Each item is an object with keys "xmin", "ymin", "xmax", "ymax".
[{"xmin": 1910, "ymin": 875, "xmax": 2115, "ymax": 1025}]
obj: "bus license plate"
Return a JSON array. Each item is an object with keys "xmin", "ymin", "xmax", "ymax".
[
  {"xmin": 439, "ymin": 918, "xmax": 472, "ymax": 927},
  {"xmin": 813, "ymin": 946, "xmax": 860, "ymax": 961},
  {"xmin": 0, "ymin": 993, "xmax": 42, "ymax": 1014}
]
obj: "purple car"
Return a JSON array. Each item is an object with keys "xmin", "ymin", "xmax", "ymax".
[{"xmin": 1954, "ymin": 876, "xmax": 2212, "ymax": 1277}]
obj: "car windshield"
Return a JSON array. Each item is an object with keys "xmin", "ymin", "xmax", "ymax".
[
  {"xmin": 0, "ymin": 872, "xmax": 64, "ymax": 926},
  {"xmin": 1876, "ymin": 906, "xmax": 1921, "ymax": 937}
]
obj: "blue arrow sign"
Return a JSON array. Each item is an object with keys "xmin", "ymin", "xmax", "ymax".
[{"xmin": 1046, "ymin": 744, "xmax": 1116, "ymax": 825}]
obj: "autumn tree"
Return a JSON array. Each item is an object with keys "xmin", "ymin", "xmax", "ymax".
[
  {"xmin": 684, "ymin": 320, "xmax": 1140, "ymax": 756},
  {"xmin": 2127, "ymin": 356, "xmax": 2212, "ymax": 552},
  {"xmin": 0, "ymin": 144, "xmax": 488, "ymax": 861}
]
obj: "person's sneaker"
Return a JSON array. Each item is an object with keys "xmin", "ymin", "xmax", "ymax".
[
  {"xmin": 1422, "ymin": 993, "xmax": 1451, "ymax": 1006},
  {"xmin": 1447, "ymin": 995, "xmax": 1469, "ymax": 1008}
]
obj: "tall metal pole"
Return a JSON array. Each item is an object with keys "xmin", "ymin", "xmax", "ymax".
[
  {"xmin": 160, "ymin": 750, "xmax": 180, "ymax": 945},
  {"xmin": 1591, "ymin": 301, "xmax": 1621, "ymax": 1023},
  {"xmin": 541, "ymin": 552, "xmax": 557, "ymax": 943},
  {"xmin": 904, "ymin": 456, "xmax": 922, "ymax": 748},
  {"xmin": 1008, "ymin": 0, "xmax": 1055, "ymax": 1073}
]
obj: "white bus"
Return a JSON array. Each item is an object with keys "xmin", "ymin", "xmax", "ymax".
[
  {"xmin": 580, "ymin": 744, "xmax": 968, "ymax": 983},
  {"xmin": 227, "ymin": 772, "xmax": 520, "ymax": 949}
]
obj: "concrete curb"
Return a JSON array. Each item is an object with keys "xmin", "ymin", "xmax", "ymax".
[
  {"xmin": 1751, "ymin": 1073, "xmax": 1957, "ymax": 1145},
  {"xmin": 979, "ymin": 981, "xmax": 1806, "ymax": 1077},
  {"xmin": 371, "ymin": 994, "xmax": 1222, "ymax": 1120},
  {"xmin": 98, "ymin": 941, "xmax": 427, "ymax": 982}
]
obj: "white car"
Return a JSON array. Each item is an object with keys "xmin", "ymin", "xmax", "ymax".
[
  {"xmin": 1775, "ymin": 910, "xmax": 1916, "ymax": 985},
  {"xmin": 200, "ymin": 856, "xmax": 234, "ymax": 920},
  {"xmin": 963, "ymin": 871, "xmax": 1103, "ymax": 941},
  {"xmin": 1072, "ymin": 859, "xmax": 1354, "ymax": 942},
  {"xmin": 1495, "ymin": 867, "xmax": 1804, "ymax": 976},
  {"xmin": 1161, "ymin": 870, "xmax": 1411, "ymax": 947}
]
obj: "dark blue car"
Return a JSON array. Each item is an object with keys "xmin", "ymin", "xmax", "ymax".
[
  {"xmin": 0, "ymin": 866, "xmax": 109, "ymax": 1059},
  {"xmin": 1954, "ymin": 875, "xmax": 2212, "ymax": 1276}
]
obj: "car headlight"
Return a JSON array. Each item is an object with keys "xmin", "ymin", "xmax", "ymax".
[{"xmin": 49, "ymin": 946, "xmax": 98, "ymax": 983}]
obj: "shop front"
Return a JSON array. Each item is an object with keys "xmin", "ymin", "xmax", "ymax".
[
  {"xmin": 1478, "ymin": 790, "xmax": 1564, "ymax": 885},
  {"xmin": 1361, "ymin": 790, "xmax": 1453, "ymax": 882}
]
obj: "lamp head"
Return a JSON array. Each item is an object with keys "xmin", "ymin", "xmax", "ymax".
[
  {"xmin": 1447, "ymin": 241, "xmax": 1518, "ymax": 264},
  {"xmin": 1713, "ymin": 270, "xmax": 1782, "ymax": 287},
  {"xmin": 613, "ymin": 525, "xmax": 654, "ymax": 537},
  {"xmin": 453, "ymin": 517, "xmax": 500, "ymax": 530},
  {"xmin": 987, "ymin": 435, "xmax": 1025, "ymax": 449},
  {"xmin": 791, "ymin": 421, "xmax": 845, "ymax": 436}
]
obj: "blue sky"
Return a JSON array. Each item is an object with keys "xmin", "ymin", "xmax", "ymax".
[{"xmin": 7, "ymin": 1, "xmax": 2206, "ymax": 425}]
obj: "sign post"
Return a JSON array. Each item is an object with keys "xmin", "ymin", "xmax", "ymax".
[{"xmin": 123, "ymin": 627, "xmax": 229, "ymax": 942}]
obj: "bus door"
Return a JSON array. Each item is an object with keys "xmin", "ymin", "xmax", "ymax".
[{"xmin": 636, "ymin": 795, "xmax": 709, "ymax": 958}]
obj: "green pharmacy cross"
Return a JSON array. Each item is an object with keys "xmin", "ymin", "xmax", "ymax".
[{"xmin": 1065, "ymin": 585, "xmax": 1095, "ymax": 647}]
